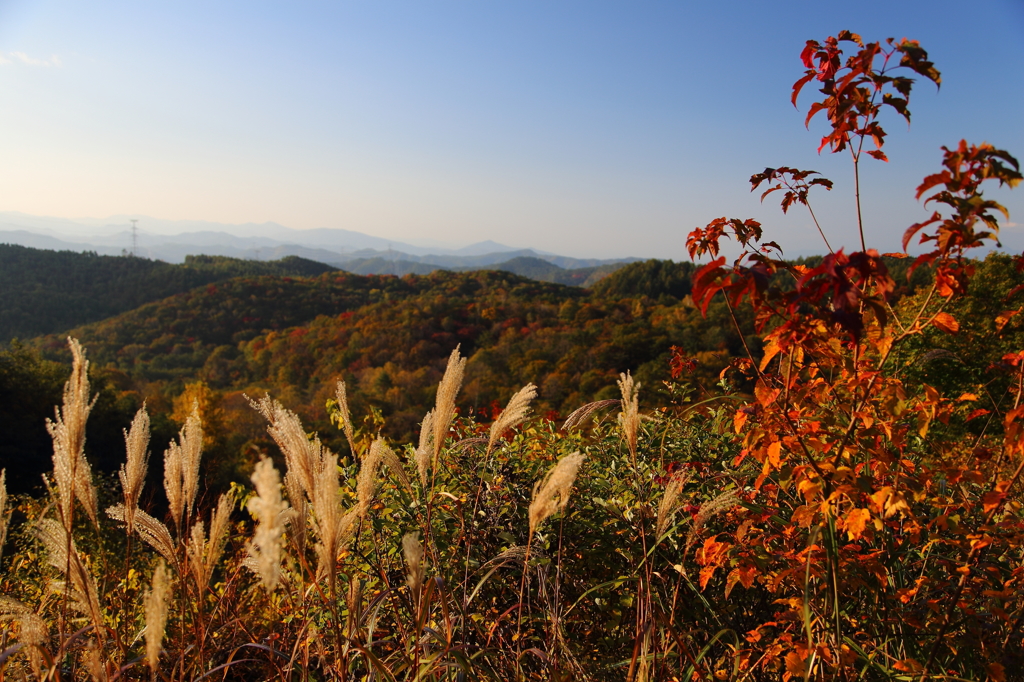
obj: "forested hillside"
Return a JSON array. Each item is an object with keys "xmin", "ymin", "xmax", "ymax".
[
  {"xmin": 0, "ymin": 245, "xmax": 336, "ymax": 342},
  {"xmin": 4, "ymin": 248, "xmax": 959, "ymax": 497},
  {"xmin": 0, "ymin": 245, "xmax": 628, "ymax": 345}
]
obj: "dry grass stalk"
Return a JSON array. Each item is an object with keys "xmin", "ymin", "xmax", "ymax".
[
  {"xmin": 334, "ymin": 381, "xmax": 358, "ymax": 457},
  {"xmin": 48, "ymin": 338, "xmax": 99, "ymax": 529},
  {"xmin": 415, "ymin": 410, "xmax": 435, "ymax": 488},
  {"xmin": 179, "ymin": 402, "xmax": 203, "ymax": 523},
  {"xmin": 561, "ymin": 399, "xmax": 619, "ymax": 432},
  {"xmin": 251, "ymin": 395, "xmax": 325, "ymax": 502},
  {"xmin": 310, "ymin": 453, "xmax": 359, "ymax": 582},
  {"xmin": 18, "ymin": 612, "xmax": 49, "ymax": 679},
  {"xmin": 163, "ymin": 441, "xmax": 184, "ymax": 532},
  {"xmin": 486, "ymin": 384, "xmax": 538, "ymax": 457},
  {"xmin": 528, "ymin": 452, "xmax": 586, "ymax": 535},
  {"xmin": 617, "ymin": 372, "xmax": 641, "ymax": 463},
  {"xmin": 107, "ymin": 505, "xmax": 176, "ymax": 564},
  {"xmin": 189, "ymin": 491, "xmax": 236, "ymax": 591},
  {"xmin": 119, "ymin": 407, "xmax": 150, "ymax": 535},
  {"xmin": 656, "ymin": 471, "xmax": 693, "ymax": 538},
  {"xmin": 247, "ymin": 458, "xmax": 289, "ymax": 591},
  {"xmin": 284, "ymin": 472, "xmax": 308, "ymax": 555},
  {"xmin": 431, "ymin": 346, "xmax": 466, "ymax": 465},
  {"xmin": 402, "ymin": 532, "xmax": 425, "ymax": 602},
  {"xmin": 0, "ymin": 469, "xmax": 9, "ymax": 568},
  {"xmin": 83, "ymin": 637, "xmax": 106, "ymax": 682},
  {"xmin": 357, "ymin": 440, "xmax": 385, "ymax": 515},
  {"xmin": 162, "ymin": 403, "xmax": 203, "ymax": 533},
  {"xmin": 144, "ymin": 560, "xmax": 171, "ymax": 671},
  {"xmin": 684, "ymin": 491, "xmax": 740, "ymax": 556},
  {"xmin": 346, "ymin": 577, "xmax": 362, "ymax": 626},
  {"xmin": 374, "ymin": 438, "xmax": 413, "ymax": 494},
  {"xmin": 37, "ymin": 518, "xmax": 103, "ymax": 630}
]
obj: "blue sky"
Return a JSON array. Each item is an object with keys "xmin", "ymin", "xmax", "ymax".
[{"xmin": 0, "ymin": 0, "xmax": 1021, "ymax": 258}]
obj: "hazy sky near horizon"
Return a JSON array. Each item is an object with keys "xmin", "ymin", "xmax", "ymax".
[{"xmin": 0, "ymin": 1, "xmax": 1021, "ymax": 259}]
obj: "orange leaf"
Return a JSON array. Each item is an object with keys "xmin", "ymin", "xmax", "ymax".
[
  {"xmin": 987, "ymin": 662, "xmax": 1007, "ymax": 682},
  {"xmin": 995, "ymin": 309, "xmax": 1020, "ymax": 333},
  {"xmin": 931, "ymin": 311, "xmax": 960, "ymax": 334},
  {"xmin": 734, "ymin": 409, "xmax": 749, "ymax": 434},
  {"xmin": 767, "ymin": 441, "xmax": 783, "ymax": 468},
  {"xmin": 785, "ymin": 652, "xmax": 807, "ymax": 677},
  {"xmin": 982, "ymin": 489, "xmax": 1008, "ymax": 514},
  {"xmin": 754, "ymin": 379, "xmax": 780, "ymax": 407},
  {"xmin": 844, "ymin": 508, "xmax": 871, "ymax": 540},
  {"xmin": 893, "ymin": 658, "xmax": 923, "ymax": 673}
]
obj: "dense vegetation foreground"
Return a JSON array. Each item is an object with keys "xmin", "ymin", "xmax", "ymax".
[{"xmin": 2, "ymin": 31, "xmax": 1024, "ymax": 681}]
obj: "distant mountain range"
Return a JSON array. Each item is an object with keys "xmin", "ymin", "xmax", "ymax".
[{"xmin": 0, "ymin": 211, "xmax": 635, "ymax": 273}]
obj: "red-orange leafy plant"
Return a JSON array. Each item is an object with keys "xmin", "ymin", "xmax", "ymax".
[{"xmin": 684, "ymin": 31, "xmax": 1022, "ymax": 679}]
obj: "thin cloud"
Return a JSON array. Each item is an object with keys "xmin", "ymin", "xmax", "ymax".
[{"xmin": 0, "ymin": 51, "xmax": 62, "ymax": 67}]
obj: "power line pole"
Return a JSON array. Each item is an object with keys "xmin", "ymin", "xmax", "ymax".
[{"xmin": 130, "ymin": 219, "xmax": 139, "ymax": 257}]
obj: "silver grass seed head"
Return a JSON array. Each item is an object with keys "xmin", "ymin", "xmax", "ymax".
[
  {"xmin": 357, "ymin": 440, "xmax": 385, "ymax": 516},
  {"xmin": 163, "ymin": 441, "xmax": 184, "ymax": 531},
  {"xmin": 19, "ymin": 612, "xmax": 48, "ymax": 680},
  {"xmin": 656, "ymin": 470, "xmax": 692, "ymax": 538},
  {"xmin": 247, "ymin": 458, "xmax": 288, "ymax": 591},
  {"xmin": 528, "ymin": 452, "xmax": 585, "ymax": 535},
  {"xmin": 684, "ymin": 491, "xmax": 740, "ymax": 556},
  {"xmin": 144, "ymin": 561, "xmax": 171, "ymax": 671},
  {"xmin": 617, "ymin": 372, "xmax": 641, "ymax": 460},
  {"xmin": 48, "ymin": 338, "xmax": 99, "ymax": 528},
  {"xmin": 402, "ymin": 532, "xmax": 425, "ymax": 601},
  {"xmin": 374, "ymin": 439, "xmax": 413, "ymax": 494},
  {"xmin": 83, "ymin": 637, "xmax": 105, "ymax": 682},
  {"xmin": 119, "ymin": 406, "xmax": 151, "ymax": 535},
  {"xmin": 487, "ymin": 384, "xmax": 538, "ymax": 457},
  {"xmin": 107, "ymin": 504, "xmax": 176, "ymax": 564},
  {"xmin": 432, "ymin": 346, "xmax": 466, "ymax": 462},
  {"xmin": 250, "ymin": 395, "xmax": 322, "ymax": 504},
  {"xmin": 415, "ymin": 410, "xmax": 435, "ymax": 489},
  {"xmin": 0, "ymin": 469, "xmax": 8, "ymax": 567},
  {"xmin": 179, "ymin": 402, "xmax": 203, "ymax": 521},
  {"xmin": 334, "ymin": 381, "xmax": 358, "ymax": 456},
  {"xmin": 37, "ymin": 518, "xmax": 103, "ymax": 628}
]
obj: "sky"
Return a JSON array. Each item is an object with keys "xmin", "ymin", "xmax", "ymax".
[{"xmin": 0, "ymin": 0, "xmax": 1021, "ymax": 259}]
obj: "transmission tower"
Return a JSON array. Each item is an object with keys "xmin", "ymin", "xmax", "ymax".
[{"xmin": 130, "ymin": 219, "xmax": 139, "ymax": 257}]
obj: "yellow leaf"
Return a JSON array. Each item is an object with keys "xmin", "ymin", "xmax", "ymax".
[
  {"xmin": 759, "ymin": 338, "xmax": 782, "ymax": 372},
  {"xmin": 844, "ymin": 508, "xmax": 871, "ymax": 540}
]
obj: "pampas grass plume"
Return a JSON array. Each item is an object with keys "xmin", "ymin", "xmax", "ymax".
[
  {"xmin": 432, "ymin": 346, "xmax": 466, "ymax": 463},
  {"xmin": 247, "ymin": 458, "xmax": 289, "ymax": 591},
  {"xmin": 487, "ymin": 384, "xmax": 538, "ymax": 457},
  {"xmin": 528, "ymin": 452, "xmax": 585, "ymax": 535},
  {"xmin": 617, "ymin": 372, "xmax": 641, "ymax": 463},
  {"xmin": 119, "ymin": 406, "xmax": 150, "ymax": 535},
  {"xmin": 48, "ymin": 338, "xmax": 99, "ymax": 528},
  {"xmin": 656, "ymin": 471, "xmax": 691, "ymax": 538},
  {"xmin": 144, "ymin": 560, "xmax": 171, "ymax": 671},
  {"xmin": 415, "ymin": 410, "xmax": 435, "ymax": 488},
  {"xmin": 684, "ymin": 491, "xmax": 739, "ymax": 556},
  {"xmin": 402, "ymin": 532, "xmax": 425, "ymax": 602},
  {"xmin": 335, "ymin": 381, "xmax": 358, "ymax": 457},
  {"xmin": 0, "ymin": 469, "xmax": 8, "ymax": 568},
  {"xmin": 357, "ymin": 440, "xmax": 384, "ymax": 516}
]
